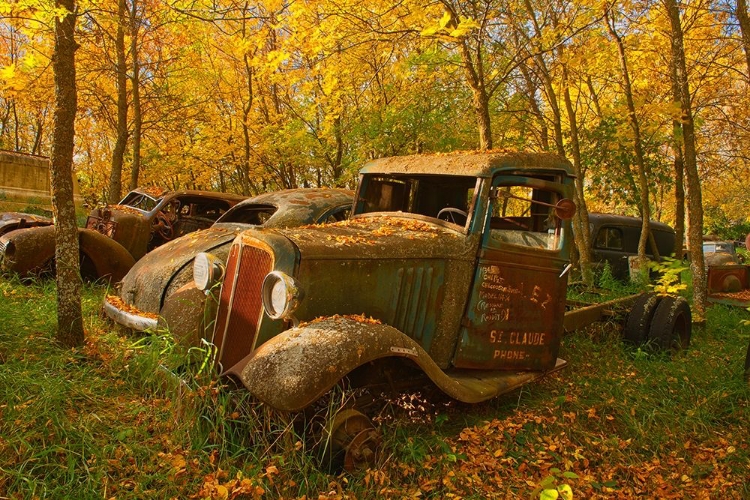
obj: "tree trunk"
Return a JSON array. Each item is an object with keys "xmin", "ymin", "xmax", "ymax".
[
  {"xmin": 241, "ymin": 48, "xmax": 255, "ymax": 196},
  {"xmin": 129, "ymin": 0, "xmax": 142, "ymax": 190},
  {"xmin": 520, "ymin": 63, "xmax": 549, "ymax": 151},
  {"xmin": 561, "ymin": 62, "xmax": 594, "ymax": 286},
  {"xmin": 51, "ymin": 0, "xmax": 84, "ymax": 347},
  {"xmin": 737, "ymin": 0, "xmax": 750, "ymax": 80},
  {"xmin": 606, "ymin": 9, "xmax": 651, "ymax": 273},
  {"xmin": 108, "ymin": 0, "xmax": 128, "ymax": 203},
  {"xmin": 664, "ymin": 0, "xmax": 706, "ymax": 320},
  {"xmin": 458, "ymin": 40, "xmax": 492, "ymax": 150},
  {"xmin": 670, "ymin": 58, "xmax": 686, "ymax": 256}
]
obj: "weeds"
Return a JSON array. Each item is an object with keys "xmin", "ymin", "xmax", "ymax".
[{"xmin": 1, "ymin": 276, "xmax": 748, "ymax": 499}]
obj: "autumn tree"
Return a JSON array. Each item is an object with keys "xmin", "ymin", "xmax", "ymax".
[
  {"xmin": 51, "ymin": 0, "xmax": 84, "ymax": 347},
  {"xmin": 664, "ymin": 0, "xmax": 706, "ymax": 320},
  {"xmin": 605, "ymin": 3, "xmax": 653, "ymax": 269},
  {"xmin": 108, "ymin": 0, "xmax": 128, "ymax": 203}
]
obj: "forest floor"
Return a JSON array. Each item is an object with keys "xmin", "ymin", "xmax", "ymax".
[{"xmin": 0, "ymin": 276, "xmax": 748, "ymax": 499}]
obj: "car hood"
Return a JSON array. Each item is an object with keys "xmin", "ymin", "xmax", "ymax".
[
  {"xmin": 0, "ymin": 212, "xmax": 52, "ymax": 236},
  {"xmin": 120, "ymin": 225, "xmax": 244, "ymax": 313}
]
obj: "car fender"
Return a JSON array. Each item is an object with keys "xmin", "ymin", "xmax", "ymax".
[
  {"xmin": 0, "ymin": 225, "xmax": 56, "ymax": 275},
  {"xmin": 79, "ymin": 228, "xmax": 135, "ymax": 282},
  {"xmin": 158, "ymin": 281, "xmax": 217, "ymax": 348},
  {"xmin": 0, "ymin": 225, "xmax": 135, "ymax": 280},
  {"xmin": 228, "ymin": 316, "xmax": 563, "ymax": 412}
]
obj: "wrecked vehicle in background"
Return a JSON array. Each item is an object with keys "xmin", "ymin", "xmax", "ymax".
[
  {"xmin": 103, "ymin": 188, "xmax": 353, "ymax": 345},
  {"xmin": 703, "ymin": 240, "xmax": 743, "ymax": 268},
  {"xmin": 589, "ymin": 213, "xmax": 676, "ymax": 280},
  {"xmin": 702, "ymin": 240, "xmax": 749, "ymax": 297},
  {"xmin": 194, "ymin": 151, "xmax": 692, "ymax": 469},
  {"xmin": 0, "ymin": 187, "xmax": 245, "ymax": 281}
]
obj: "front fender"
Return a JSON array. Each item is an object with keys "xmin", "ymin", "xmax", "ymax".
[
  {"xmin": 228, "ymin": 316, "xmax": 436, "ymax": 411},
  {"xmin": 79, "ymin": 228, "xmax": 136, "ymax": 282},
  {"xmin": 228, "ymin": 316, "xmax": 565, "ymax": 412}
]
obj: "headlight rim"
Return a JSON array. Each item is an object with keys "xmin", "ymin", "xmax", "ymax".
[
  {"xmin": 261, "ymin": 270, "xmax": 302, "ymax": 320},
  {"xmin": 193, "ymin": 252, "xmax": 225, "ymax": 291}
]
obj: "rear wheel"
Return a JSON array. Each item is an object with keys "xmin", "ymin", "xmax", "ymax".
[
  {"xmin": 648, "ymin": 296, "xmax": 691, "ymax": 352},
  {"xmin": 623, "ymin": 293, "xmax": 662, "ymax": 346}
]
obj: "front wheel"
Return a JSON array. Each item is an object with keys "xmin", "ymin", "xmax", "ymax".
[{"xmin": 322, "ymin": 408, "xmax": 380, "ymax": 471}]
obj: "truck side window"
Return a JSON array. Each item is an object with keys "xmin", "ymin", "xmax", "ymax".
[
  {"xmin": 487, "ymin": 183, "xmax": 562, "ymax": 250},
  {"xmin": 595, "ymin": 227, "xmax": 623, "ymax": 250}
]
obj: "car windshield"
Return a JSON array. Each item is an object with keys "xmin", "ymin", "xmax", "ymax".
[
  {"xmin": 216, "ymin": 203, "xmax": 277, "ymax": 225},
  {"xmin": 119, "ymin": 191, "xmax": 160, "ymax": 212},
  {"xmin": 703, "ymin": 242, "xmax": 733, "ymax": 254},
  {"xmin": 357, "ymin": 174, "xmax": 478, "ymax": 226}
]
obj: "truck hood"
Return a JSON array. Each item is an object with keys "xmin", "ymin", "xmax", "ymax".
[
  {"xmin": 121, "ymin": 225, "xmax": 243, "ymax": 313},
  {"xmin": 280, "ymin": 215, "xmax": 476, "ymax": 261}
]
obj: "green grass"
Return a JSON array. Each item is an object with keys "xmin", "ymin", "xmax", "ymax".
[{"xmin": 0, "ymin": 275, "xmax": 748, "ymax": 499}]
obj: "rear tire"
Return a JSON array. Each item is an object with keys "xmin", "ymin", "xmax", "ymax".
[
  {"xmin": 648, "ymin": 296, "xmax": 691, "ymax": 352},
  {"xmin": 623, "ymin": 293, "xmax": 662, "ymax": 346}
]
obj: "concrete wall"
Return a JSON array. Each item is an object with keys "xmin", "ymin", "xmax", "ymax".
[{"xmin": 0, "ymin": 150, "xmax": 82, "ymax": 209}]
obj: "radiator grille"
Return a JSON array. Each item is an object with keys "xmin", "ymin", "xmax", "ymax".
[
  {"xmin": 211, "ymin": 244, "xmax": 240, "ymax": 358},
  {"xmin": 216, "ymin": 244, "xmax": 273, "ymax": 372},
  {"xmin": 0, "ymin": 240, "xmax": 6, "ymax": 256}
]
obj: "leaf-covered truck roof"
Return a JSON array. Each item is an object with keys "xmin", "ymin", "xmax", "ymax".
[{"xmin": 360, "ymin": 150, "xmax": 575, "ymax": 178}]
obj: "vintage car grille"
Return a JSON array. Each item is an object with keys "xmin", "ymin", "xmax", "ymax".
[
  {"xmin": 0, "ymin": 240, "xmax": 5, "ymax": 255},
  {"xmin": 213, "ymin": 243, "xmax": 273, "ymax": 372}
]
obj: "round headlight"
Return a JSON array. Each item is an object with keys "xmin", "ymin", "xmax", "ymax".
[
  {"xmin": 262, "ymin": 271, "xmax": 303, "ymax": 320},
  {"xmin": 193, "ymin": 252, "xmax": 225, "ymax": 291}
]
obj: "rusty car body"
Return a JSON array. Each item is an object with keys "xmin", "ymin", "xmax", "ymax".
[
  {"xmin": 0, "ymin": 187, "xmax": 245, "ymax": 281},
  {"xmin": 102, "ymin": 188, "xmax": 353, "ymax": 343},
  {"xmin": 190, "ymin": 151, "xmax": 692, "ymax": 468}
]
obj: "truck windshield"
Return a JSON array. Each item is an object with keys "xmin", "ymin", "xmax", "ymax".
[{"xmin": 357, "ymin": 174, "xmax": 478, "ymax": 226}]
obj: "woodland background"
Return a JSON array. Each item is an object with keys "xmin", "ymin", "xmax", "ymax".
[{"xmin": 1, "ymin": 0, "xmax": 749, "ymax": 239}]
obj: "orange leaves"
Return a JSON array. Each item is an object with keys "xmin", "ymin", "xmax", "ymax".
[
  {"xmin": 105, "ymin": 295, "xmax": 159, "ymax": 320},
  {"xmin": 193, "ymin": 469, "xmax": 265, "ymax": 500}
]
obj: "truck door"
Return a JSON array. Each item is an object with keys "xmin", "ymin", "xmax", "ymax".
[{"xmin": 454, "ymin": 174, "xmax": 573, "ymax": 371}]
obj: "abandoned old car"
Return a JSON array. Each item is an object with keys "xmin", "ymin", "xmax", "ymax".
[
  {"xmin": 187, "ymin": 152, "xmax": 682, "ymax": 467},
  {"xmin": 103, "ymin": 188, "xmax": 353, "ymax": 342},
  {"xmin": 589, "ymin": 213, "xmax": 676, "ymax": 280},
  {"xmin": 0, "ymin": 187, "xmax": 245, "ymax": 281},
  {"xmin": 703, "ymin": 240, "xmax": 743, "ymax": 267}
]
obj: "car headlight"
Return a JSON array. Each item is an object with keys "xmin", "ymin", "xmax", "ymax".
[
  {"xmin": 261, "ymin": 271, "xmax": 303, "ymax": 320},
  {"xmin": 193, "ymin": 252, "xmax": 225, "ymax": 291}
]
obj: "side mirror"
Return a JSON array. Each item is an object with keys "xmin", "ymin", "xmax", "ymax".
[{"xmin": 554, "ymin": 199, "xmax": 576, "ymax": 220}]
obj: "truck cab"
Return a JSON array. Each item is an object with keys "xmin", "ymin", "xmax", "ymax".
[{"xmin": 195, "ymin": 151, "xmax": 577, "ymax": 416}]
